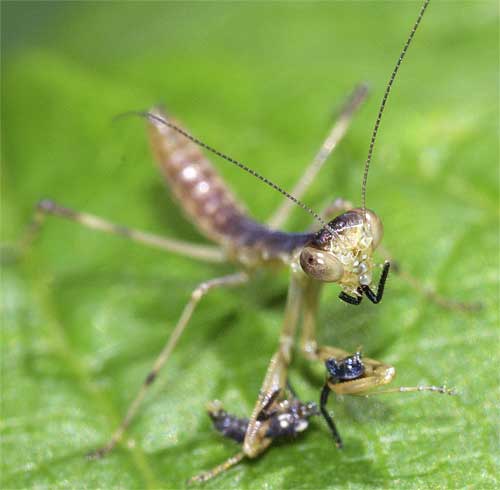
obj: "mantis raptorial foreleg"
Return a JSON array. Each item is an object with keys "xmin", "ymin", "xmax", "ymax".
[
  {"xmin": 242, "ymin": 268, "xmax": 309, "ymax": 459},
  {"xmin": 191, "ymin": 386, "xmax": 319, "ymax": 484},
  {"xmin": 299, "ymin": 290, "xmax": 455, "ymax": 448},
  {"xmin": 318, "ymin": 199, "xmax": 478, "ymax": 311},
  {"xmin": 189, "ymin": 270, "xmax": 310, "ymax": 482}
]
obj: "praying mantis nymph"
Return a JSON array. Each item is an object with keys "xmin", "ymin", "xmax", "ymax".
[{"xmin": 20, "ymin": 0, "xmax": 473, "ymax": 483}]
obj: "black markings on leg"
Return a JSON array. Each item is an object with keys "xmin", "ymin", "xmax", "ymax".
[
  {"xmin": 88, "ymin": 272, "xmax": 248, "ymax": 459},
  {"xmin": 362, "ymin": 261, "xmax": 390, "ymax": 304},
  {"xmin": 87, "ymin": 447, "xmax": 107, "ymax": 460},
  {"xmin": 339, "ymin": 290, "xmax": 363, "ymax": 305},
  {"xmin": 320, "ymin": 384, "xmax": 343, "ymax": 448},
  {"xmin": 145, "ymin": 372, "xmax": 157, "ymax": 386}
]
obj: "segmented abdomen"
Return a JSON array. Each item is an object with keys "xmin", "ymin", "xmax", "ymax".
[{"xmin": 148, "ymin": 109, "xmax": 313, "ymax": 265}]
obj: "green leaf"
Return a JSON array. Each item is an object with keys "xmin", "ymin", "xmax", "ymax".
[{"xmin": 2, "ymin": 2, "xmax": 498, "ymax": 489}]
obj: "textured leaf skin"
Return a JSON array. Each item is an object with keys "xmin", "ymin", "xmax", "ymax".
[{"xmin": 1, "ymin": 2, "xmax": 498, "ymax": 489}]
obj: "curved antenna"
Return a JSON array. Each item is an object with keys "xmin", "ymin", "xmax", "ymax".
[
  {"xmin": 361, "ymin": 0, "xmax": 431, "ymax": 215},
  {"xmin": 120, "ymin": 110, "xmax": 336, "ymax": 234}
]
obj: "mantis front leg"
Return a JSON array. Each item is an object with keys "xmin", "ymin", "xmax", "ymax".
[
  {"xmin": 299, "ymin": 273, "xmax": 395, "ymax": 388},
  {"xmin": 299, "ymin": 289, "xmax": 454, "ymax": 447},
  {"xmin": 190, "ymin": 268, "xmax": 313, "ymax": 483},
  {"xmin": 242, "ymin": 267, "xmax": 312, "ymax": 459}
]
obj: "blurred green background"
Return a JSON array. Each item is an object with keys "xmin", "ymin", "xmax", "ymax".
[{"xmin": 1, "ymin": 1, "xmax": 498, "ymax": 489}]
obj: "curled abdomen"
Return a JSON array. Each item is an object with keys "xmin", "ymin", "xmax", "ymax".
[
  {"xmin": 148, "ymin": 108, "xmax": 248, "ymax": 243},
  {"xmin": 148, "ymin": 109, "xmax": 313, "ymax": 265}
]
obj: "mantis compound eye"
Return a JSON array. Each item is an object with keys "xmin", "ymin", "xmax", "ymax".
[{"xmin": 299, "ymin": 247, "xmax": 344, "ymax": 283}]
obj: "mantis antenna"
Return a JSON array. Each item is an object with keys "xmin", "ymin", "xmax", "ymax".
[
  {"xmin": 361, "ymin": 0, "xmax": 431, "ymax": 216},
  {"xmin": 120, "ymin": 110, "xmax": 340, "ymax": 237}
]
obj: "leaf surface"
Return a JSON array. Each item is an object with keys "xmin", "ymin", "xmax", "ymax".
[{"xmin": 2, "ymin": 2, "xmax": 498, "ymax": 489}]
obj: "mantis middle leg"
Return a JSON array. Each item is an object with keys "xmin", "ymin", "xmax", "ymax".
[
  {"xmin": 299, "ymin": 281, "xmax": 396, "ymax": 391},
  {"xmin": 267, "ymin": 85, "xmax": 368, "ymax": 229},
  {"xmin": 18, "ymin": 199, "xmax": 225, "ymax": 263},
  {"xmin": 88, "ymin": 271, "xmax": 249, "ymax": 459}
]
